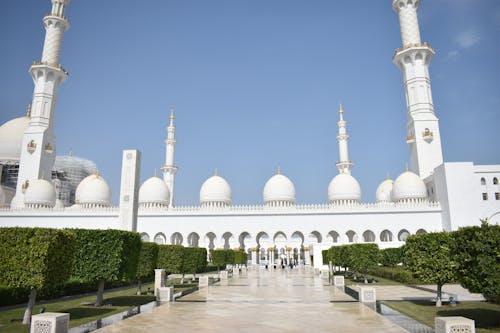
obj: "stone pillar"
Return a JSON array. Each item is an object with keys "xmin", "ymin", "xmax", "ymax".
[
  {"xmin": 157, "ymin": 286, "xmax": 174, "ymax": 302},
  {"xmin": 199, "ymin": 276, "xmax": 209, "ymax": 288},
  {"xmin": 220, "ymin": 270, "xmax": 228, "ymax": 280},
  {"xmin": 359, "ymin": 287, "xmax": 376, "ymax": 303},
  {"xmin": 232, "ymin": 267, "xmax": 239, "ymax": 278},
  {"xmin": 30, "ymin": 312, "xmax": 69, "ymax": 333},
  {"xmin": 118, "ymin": 150, "xmax": 141, "ymax": 231},
  {"xmin": 333, "ymin": 275, "xmax": 345, "ymax": 287},
  {"xmin": 251, "ymin": 248, "xmax": 258, "ymax": 265},
  {"xmin": 435, "ymin": 317, "xmax": 475, "ymax": 333},
  {"xmin": 304, "ymin": 247, "xmax": 311, "ymax": 265},
  {"xmin": 154, "ymin": 269, "xmax": 166, "ymax": 296}
]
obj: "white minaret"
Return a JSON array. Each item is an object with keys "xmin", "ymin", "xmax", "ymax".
[
  {"xmin": 161, "ymin": 109, "xmax": 178, "ymax": 207},
  {"xmin": 392, "ymin": 0, "xmax": 443, "ymax": 180},
  {"xmin": 12, "ymin": 0, "xmax": 70, "ymax": 208},
  {"xmin": 336, "ymin": 104, "xmax": 353, "ymax": 174}
]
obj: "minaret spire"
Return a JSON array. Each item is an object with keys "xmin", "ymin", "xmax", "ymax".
[
  {"xmin": 161, "ymin": 108, "xmax": 179, "ymax": 207},
  {"xmin": 12, "ymin": 0, "xmax": 71, "ymax": 208},
  {"xmin": 392, "ymin": 0, "xmax": 443, "ymax": 179},
  {"xmin": 335, "ymin": 104, "xmax": 353, "ymax": 174}
]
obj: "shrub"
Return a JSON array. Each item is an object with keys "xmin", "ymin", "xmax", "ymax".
[
  {"xmin": 211, "ymin": 249, "xmax": 234, "ymax": 271},
  {"xmin": 0, "ymin": 227, "xmax": 75, "ymax": 323},
  {"xmin": 70, "ymin": 229, "xmax": 141, "ymax": 306},
  {"xmin": 233, "ymin": 250, "xmax": 248, "ymax": 266},
  {"xmin": 136, "ymin": 242, "xmax": 158, "ymax": 295},
  {"xmin": 379, "ymin": 247, "xmax": 403, "ymax": 267},
  {"xmin": 348, "ymin": 244, "xmax": 380, "ymax": 281}
]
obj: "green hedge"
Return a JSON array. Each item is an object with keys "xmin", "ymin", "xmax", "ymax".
[
  {"xmin": 367, "ymin": 266, "xmax": 425, "ymax": 284},
  {"xmin": 157, "ymin": 245, "xmax": 184, "ymax": 274},
  {"xmin": 136, "ymin": 242, "xmax": 159, "ymax": 280},
  {"xmin": 233, "ymin": 250, "xmax": 248, "ymax": 265},
  {"xmin": 212, "ymin": 249, "xmax": 235, "ymax": 268}
]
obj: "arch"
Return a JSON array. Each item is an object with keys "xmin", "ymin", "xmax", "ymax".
[
  {"xmin": 170, "ymin": 232, "xmax": 183, "ymax": 245},
  {"xmin": 239, "ymin": 232, "xmax": 252, "ymax": 249},
  {"xmin": 204, "ymin": 232, "xmax": 217, "ymax": 250},
  {"xmin": 346, "ymin": 230, "xmax": 357, "ymax": 243},
  {"xmin": 494, "ymin": 177, "xmax": 498, "ymax": 185},
  {"xmin": 290, "ymin": 231, "xmax": 304, "ymax": 247},
  {"xmin": 154, "ymin": 232, "xmax": 166, "ymax": 245},
  {"xmin": 416, "ymin": 229, "xmax": 427, "ymax": 234},
  {"xmin": 481, "ymin": 177, "xmax": 486, "ymax": 186},
  {"xmin": 327, "ymin": 231, "xmax": 340, "ymax": 243},
  {"xmin": 308, "ymin": 231, "xmax": 322, "ymax": 243},
  {"xmin": 257, "ymin": 232, "xmax": 271, "ymax": 248},
  {"xmin": 187, "ymin": 232, "xmax": 200, "ymax": 247},
  {"xmin": 273, "ymin": 231, "xmax": 287, "ymax": 243},
  {"xmin": 140, "ymin": 233, "xmax": 150, "ymax": 242},
  {"xmin": 222, "ymin": 232, "xmax": 234, "ymax": 250},
  {"xmin": 362, "ymin": 230, "xmax": 376, "ymax": 242},
  {"xmin": 380, "ymin": 230, "xmax": 393, "ymax": 242},
  {"xmin": 398, "ymin": 229, "xmax": 410, "ymax": 241}
]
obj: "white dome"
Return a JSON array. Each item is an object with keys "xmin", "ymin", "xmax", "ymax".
[
  {"xmin": 391, "ymin": 171, "xmax": 427, "ymax": 202},
  {"xmin": 328, "ymin": 173, "xmax": 361, "ymax": 202},
  {"xmin": 376, "ymin": 178, "xmax": 394, "ymax": 202},
  {"xmin": 24, "ymin": 178, "xmax": 56, "ymax": 208},
  {"xmin": 139, "ymin": 176, "xmax": 170, "ymax": 206},
  {"xmin": 75, "ymin": 173, "xmax": 111, "ymax": 207},
  {"xmin": 0, "ymin": 187, "xmax": 5, "ymax": 206},
  {"xmin": 200, "ymin": 175, "xmax": 232, "ymax": 205},
  {"xmin": 0, "ymin": 115, "xmax": 29, "ymax": 160},
  {"xmin": 263, "ymin": 173, "xmax": 296, "ymax": 204}
]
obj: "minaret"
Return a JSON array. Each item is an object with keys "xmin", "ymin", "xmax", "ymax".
[
  {"xmin": 392, "ymin": 0, "xmax": 443, "ymax": 179},
  {"xmin": 336, "ymin": 104, "xmax": 353, "ymax": 174},
  {"xmin": 12, "ymin": 0, "xmax": 70, "ymax": 208},
  {"xmin": 161, "ymin": 109, "xmax": 178, "ymax": 207}
]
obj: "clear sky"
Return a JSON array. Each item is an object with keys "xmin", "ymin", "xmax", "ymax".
[{"xmin": 1, "ymin": 0, "xmax": 499, "ymax": 206}]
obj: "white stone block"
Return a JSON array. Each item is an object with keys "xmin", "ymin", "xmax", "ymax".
[
  {"xmin": 233, "ymin": 267, "xmax": 240, "ymax": 278},
  {"xmin": 435, "ymin": 317, "xmax": 475, "ymax": 333},
  {"xmin": 333, "ymin": 275, "xmax": 345, "ymax": 287},
  {"xmin": 199, "ymin": 275, "xmax": 209, "ymax": 287},
  {"xmin": 220, "ymin": 270, "xmax": 228, "ymax": 280},
  {"xmin": 320, "ymin": 268, "xmax": 329, "ymax": 279},
  {"xmin": 157, "ymin": 286, "xmax": 174, "ymax": 302},
  {"xmin": 30, "ymin": 312, "xmax": 69, "ymax": 333},
  {"xmin": 154, "ymin": 269, "xmax": 166, "ymax": 296},
  {"xmin": 359, "ymin": 287, "xmax": 376, "ymax": 303}
]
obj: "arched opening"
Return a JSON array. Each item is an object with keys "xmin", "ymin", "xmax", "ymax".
[
  {"xmin": 222, "ymin": 232, "xmax": 235, "ymax": 250},
  {"xmin": 398, "ymin": 229, "xmax": 410, "ymax": 241},
  {"xmin": 187, "ymin": 232, "xmax": 200, "ymax": 247},
  {"xmin": 346, "ymin": 230, "xmax": 357, "ymax": 243},
  {"xmin": 154, "ymin": 233, "xmax": 166, "ymax": 245},
  {"xmin": 380, "ymin": 230, "xmax": 393, "ymax": 242},
  {"xmin": 327, "ymin": 231, "xmax": 340, "ymax": 243},
  {"xmin": 481, "ymin": 177, "xmax": 486, "ymax": 186},
  {"xmin": 239, "ymin": 232, "xmax": 252, "ymax": 250},
  {"xmin": 362, "ymin": 230, "xmax": 376, "ymax": 242},
  {"xmin": 308, "ymin": 231, "xmax": 322, "ymax": 244},
  {"xmin": 140, "ymin": 233, "xmax": 150, "ymax": 242},
  {"xmin": 170, "ymin": 232, "xmax": 183, "ymax": 245},
  {"xmin": 416, "ymin": 229, "xmax": 427, "ymax": 234}
]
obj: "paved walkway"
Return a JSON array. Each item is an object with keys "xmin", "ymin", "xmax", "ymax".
[{"xmin": 95, "ymin": 267, "xmax": 409, "ymax": 333}]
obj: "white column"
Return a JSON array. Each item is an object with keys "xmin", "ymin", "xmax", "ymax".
[
  {"xmin": 392, "ymin": 0, "xmax": 421, "ymax": 47},
  {"xmin": 335, "ymin": 105, "xmax": 353, "ymax": 174},
  {"xmin": 118, "ymin": 150, "xmax": 141, "ymax": 231}
]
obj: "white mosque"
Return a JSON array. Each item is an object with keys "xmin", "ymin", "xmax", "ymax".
[{"xmin": 0, "ymin": 0, "xmax": 499, "ymax": 267}]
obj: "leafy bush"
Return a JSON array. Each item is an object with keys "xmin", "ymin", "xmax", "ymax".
[
  {"xmin": 367, "ymin": 266, "xmax": 425, "ymax": 284},
  {"xmin": 211, "ymin": 249, "xmax": 235, "ymax": 270},
  {"xmin": 379, "ymin": 247, "xmax": 403, "ymax": 267},
  {"xmin": 348, "ymin": 244, "xmax": 380, "ymax": 279},
  {"xmin": 233, "ymin": 250, "xmax": 248, "ymax": 265},
  {"xmin": 70, "ymin": 229, "xmax": 141, "ymax": 306},
  {"xmin": 136, "ymin": 242, "xmax": 158, "ymax": 294},
  {"xmin": 157, "ymin": 245, "xmax": 184, "ymax": 275},
  {"xmin": 452, "ymin": 222, "xmax": 500, "ymax": 303},
  {"xmin": 0, "ymin": 227, "xmax": 75, "ymax": 322}
]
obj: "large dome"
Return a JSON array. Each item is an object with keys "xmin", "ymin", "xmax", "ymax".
[
  {"xmin": 200, "ymin": 174, "xmax": 232, "ymax": 206},
  {"xmin": 391, "ymin": 170, "xmax": 427, "ymax": 202},
  {"xmin": 376, "ymin": 178, "xmax": 394, "ymax": 202},
  {"xmin": 263, "ymin": 173, "xmax": 296, "ymax": 205},
  {"xmin": 0, "ymin": 187, "xmax": 5, "ymax": 206},
  {"xmin": 75, "ymin": 172, "xmax": 111, "ymax": 207},
  {"xmin": 139, "ymin": 176, "xmax": 170, "ymax": 207},
  {"xmin": 24, "ymin": 178, "xmax": 56, "ymax": 208},
  {"xmin": 0, "ymin": 115, "xmax": 29, "ymax": 160},
  {"xmin": 328, "ymin": 173, "xmax": 361, "ymax": 203}
]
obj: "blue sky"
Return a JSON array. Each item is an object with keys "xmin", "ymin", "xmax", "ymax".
[{"xmin": 1, "ymin": 0, "xmax": 499, "ymax": 205}]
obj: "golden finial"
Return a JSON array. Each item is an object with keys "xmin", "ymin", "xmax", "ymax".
[
  {"xmin": 339, "ymin": 103, "xmax": 344, "ymax": 114},
  {"xmin": 277, "ymin": 166, "xmax": 281, "ymax": 175},
  {"xmin": 386, "ymin": 172, "xmax": 391, "ymax": 180},
  {"xmin": 154, "ymin": 168, "xmax": 158, "ymax": 177},
  {"xmin": 169, "ymin": 108, "xmax": 175, "ymax": 121},
  {"xmin": 405, "ymin": 164, "xmax": 409, "ymax": 172},
  {"xmin": 26, "ymin": 104, "xmax": 31, "ymax": 118},
  {"xmin": 93, "ymin": 169, "xmax": 99, "ymax": 178},
  {"xmin": 214, "ymin": 168, "xmax": 218, "ymax": 176},
  {"xmin": 40, "ymin": 174, "xmax": 45, "ymax": 180}
]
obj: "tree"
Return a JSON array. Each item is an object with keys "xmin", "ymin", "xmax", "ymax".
[
  {"xmin": 0, "ymin": 228, "xmax": 75, "ymax": 324},
  {"xmin": 211, "ymin": 249, "xmax": 234, "ymax": 273},
  {"xmin": 403, "ymin": 232, "xmax": 456, "ymax": 306},
  {"xmin": 452, "ymin": 221, "xmax": 500, "ymax": 303},
  {"xmin": 135, "ymin": 242, "xmax": 158, "ymax": 295},
  {"xmin": 71, "ymin": 229, "xmax": 141, "ymax": 306},
  {"xmin": 348, "ymin": 244, "xmax": 380, "ymax": 283},
  {"xmin": 181, "ymin": 247, "xmax": 199, "ymax": 284},
  {"xmin": 380, "ymin": 247, "xmax": 403, "ymax": 267},
  {"xmin": 233, "ymin": 250, "xmax": 247, "ymax": 266},
  {"xmin": 157, "ymin": 245, "xmax": 184, "ymax": 276}
]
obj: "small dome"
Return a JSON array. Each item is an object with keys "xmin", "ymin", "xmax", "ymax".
[
  {"xmin": 139, "ymin": 176, "xmax": 170, "ymax": 206},
  {"xmin": 54, "ymin": 199, "xmax": 65, "ymax": 209},
  {"xmin": 391, "ymin": 170, "xmax": 427, "ymax": 202},
  {"xmin": 0, "ymin": 115, "xmax": 30, "ymax": 160},
  {"xmin": 263, "ymin": 173, "xmax": 296, "ymax": 205},
  {"xmin": 376, "ymin": 178, "xmax": 394, "ymax": 202},
  {"xmin": 200, "ymin": 175, "xmax": 231, "ymax": 206},
  {"xmin": 24, "ymin": 178, "xmax": 56, "ymax": 208},
  {"xmin": 328, "ymin": 173, "xmax": 361, "ymax": 202},
  {"xmin": 75, "ymin": 172, "xmax": 111, "ymax": 207}
]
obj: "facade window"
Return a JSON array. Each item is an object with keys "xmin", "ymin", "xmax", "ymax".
[
  {"xmin": 495, "ymin": 193, "xmax": 499, "ymax": 200},
  {"xmin": 481, "ymin": 177, "xmax": 486, "ymax": 186},
  {"xmin": 482, "ymin": 193, "xmax": 488, "ymax": 201},
  {"xmin": 494, "ymin": 178, "xmax": 498, "ymax": 185}
]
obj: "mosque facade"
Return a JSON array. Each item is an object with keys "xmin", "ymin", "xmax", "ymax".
[{"xmin": 0, "ymin": 0, "xmax": 499, "ymax": 267}]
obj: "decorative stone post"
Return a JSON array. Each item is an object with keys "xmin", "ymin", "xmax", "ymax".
[
  {"xmin": 333, "ymin": 275, "xmax": 345, "ymax": 287},
  {"xmin": 157, "ymin": 286, "xmax": 174, "ymax": 302},
  {"xmin": 31, "ymin": 312, "xmax": 69, "ymax": 333},
  {"xmin": 435, "ymin": 317, "xmax": 475, "ymax": 333},
  {"xmin": 154, "ymin": 269, "xmax": 166, "ymax": 296},
  {"xmin": 199, "ymin": 275, "xmax": 209, "ymax": 288},
  {"xmin": 359, "ymin": 287, "xmax": 376, "ymax": 303}
]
